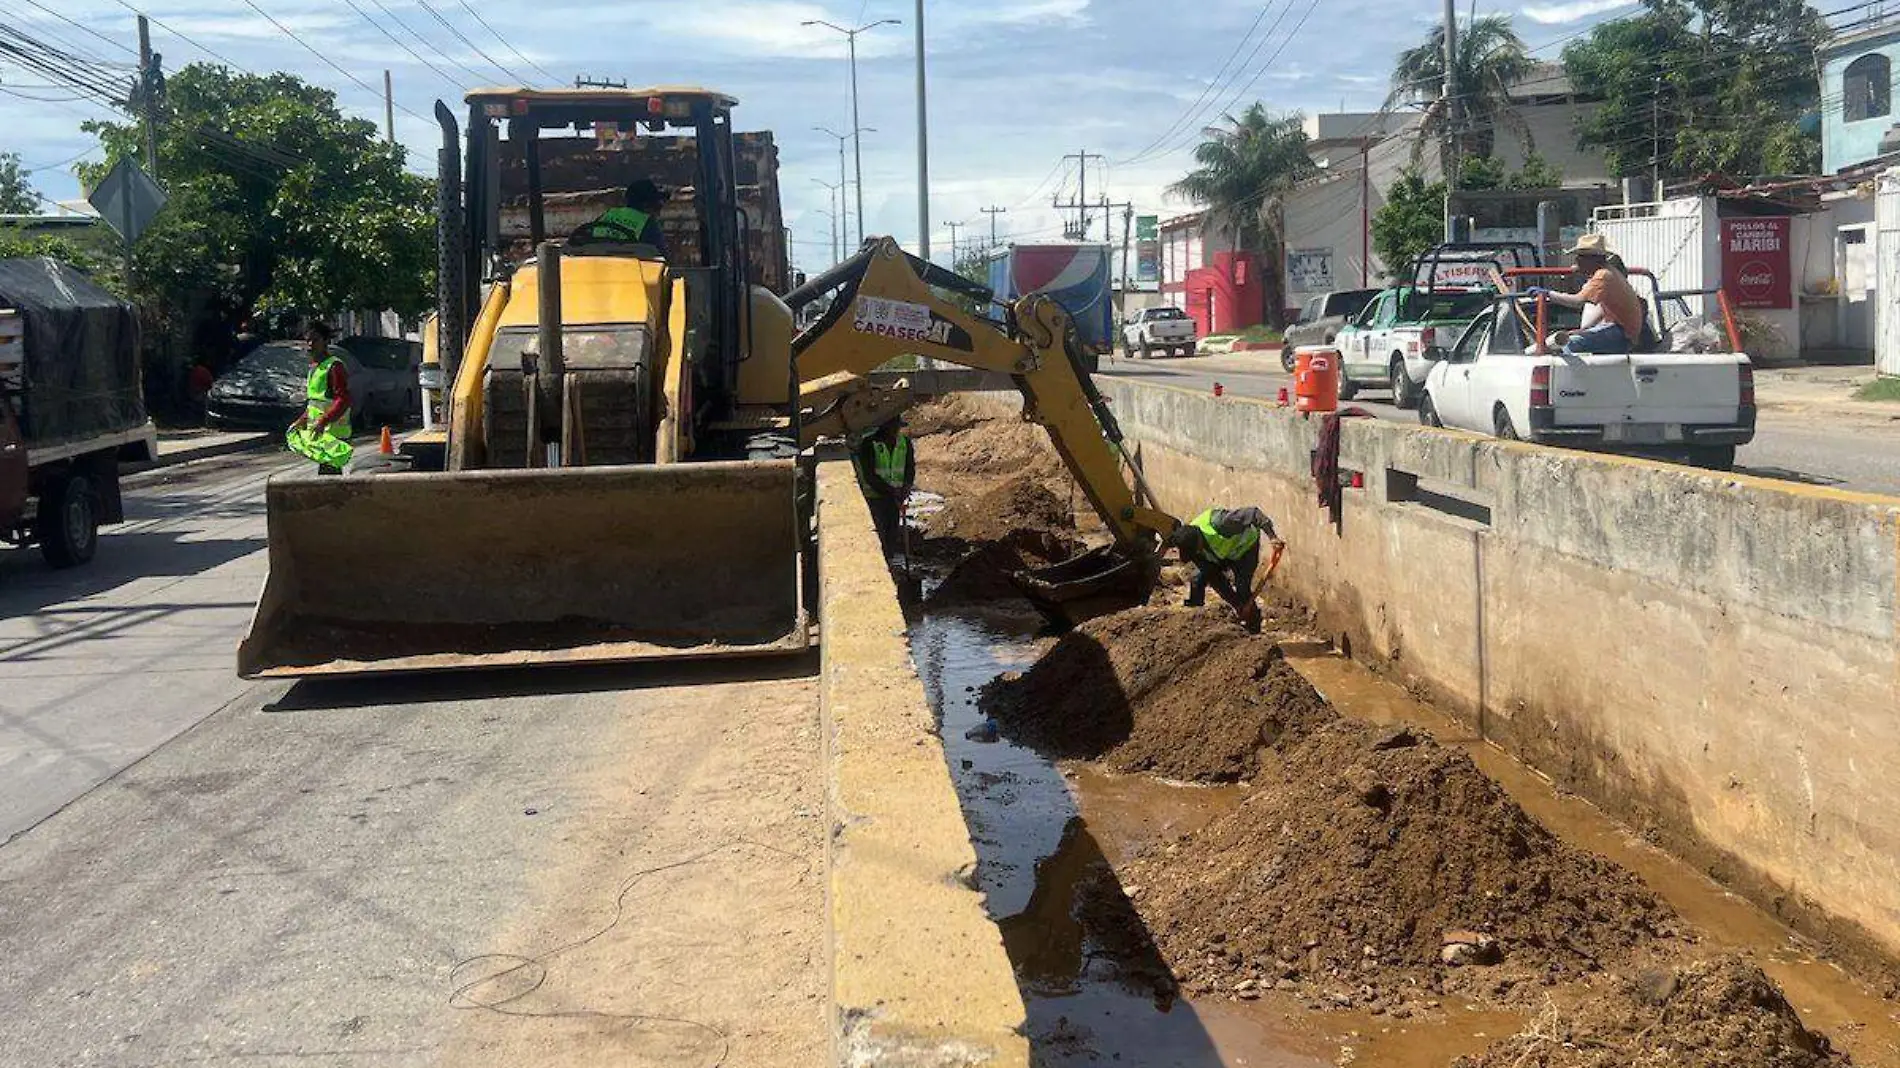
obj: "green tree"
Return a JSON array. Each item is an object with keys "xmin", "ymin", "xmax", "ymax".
[
  {"xmin": 0, "ymin": 153, "xmax": 39, "ymax": 214},
  {"xmin": 77, "ymin": 65, "xmax": 434, "ymax": 345},
  {"xmin": 1508, "ymin": 152, "xmax": 1565, "ymax": 189},
  {"xmin": 1388, "ymin": 15, "xmax": 1536, "ymax": 173},
  {"xmin": 1169, "ymin": 104, "xmax": 1317, "ymax": 327},
  {"xmin": 1563, "ymin": 0, "xmax": 1823, "ymax": 181},
  {"xmin": 1372, "ymin": 171, "xmax": 1446, "ymax": 277},
  {"xmin": 1458, "ymin": 155, "xmax": 1508, "ymax": 191}
]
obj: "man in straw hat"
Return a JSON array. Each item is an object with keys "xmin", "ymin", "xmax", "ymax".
[{"xmin": 1528, "ymin": 233, "xmax": 1648, "ymax": 355}]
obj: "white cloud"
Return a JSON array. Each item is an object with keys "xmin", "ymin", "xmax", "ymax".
[{"xmin": 1520, "ymin": 0, "xmax": 1634, "ymax": 26}]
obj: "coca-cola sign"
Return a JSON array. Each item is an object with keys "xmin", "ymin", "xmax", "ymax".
[{"xmin": 1720, "ymin": 217, "xmax": 1792, "ymax": 310}]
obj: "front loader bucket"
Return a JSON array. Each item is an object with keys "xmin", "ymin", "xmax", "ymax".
[
  {"xmin": 238, "ymin": 461, "xmax": 810, "ymax": 678},
  {"xmin": 1012, "ymin": 545, "xmax": 1159, "ymax": 629}
]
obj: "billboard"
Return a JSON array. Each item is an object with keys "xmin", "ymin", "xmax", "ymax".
[
  {"xmin": 1286, "ymin": 247, "xmax": 1334, "ymax": 293},
  {"xmin": 1721, "ymin": 217, "xmax": 1792, "ymax": 310},
  {"xmin": 1135, "ymin": 214, "xmax": 1159, "ymax": 284}
]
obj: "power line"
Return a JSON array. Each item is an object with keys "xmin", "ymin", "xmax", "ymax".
[
  {"xmin": 342, "ymin": 0, "xmax": 462, "ymax": 90},
  {"xmin": 412, "ymin": 0, "xmax": 520, "ymax": 82},
  {"xmin": 454, "ymin": 0, "xmax": 558, "ymax": 84},
  {"xmin": 8, "ymin": 0, "xmax": 135, "ymax": 60},
  {"xmin": 108, "ymin": 0, "xmax": 246, "ymax": 71},
  {"xmin": 1117, "ymin": 0, "xmax": 1290, "ymax": 165},
  {"xmin": 231, "ymin": 0, "xmax": 427, "ymax": 122},
  {"xmin": 364, "ymin": 0, "xmax": 487, "ymax": 85}
]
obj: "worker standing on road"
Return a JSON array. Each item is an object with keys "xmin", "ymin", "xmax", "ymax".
[
  {"xmin": 1166, "ymin": 506, "xmax": 1284, "ymax": 633},
  {"xmin": 582, "ymin": 178, "xmax": 669, "ymax": 252},
  {"xmin": 287, "ymin": 322, "xmax": 353, "ymax": 476},
  {"xmin": 1531, "ymin": 234, "xmax": 1647, "ymax": 354},
  {"xmin": 855, "ymin": 419, "xmax": 915, "ymax": 556}
]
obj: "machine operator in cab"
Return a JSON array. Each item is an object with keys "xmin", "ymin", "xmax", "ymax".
[
  {"xmin": 1166, "ymin": 506, "xmax": 1284, "ymax": 633},
  {"xmin": 855, "ymin": 419, "xmax": 915, "ymax": 556},
  {"xmin": 580, "ymin": 178, "xmax": 669, "ymax": 252},
  {"xmin": 287, "ymin": 321, "xmax": 353, "ymax": 475}
]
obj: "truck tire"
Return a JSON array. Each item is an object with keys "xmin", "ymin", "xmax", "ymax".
[
  {"xmin": 1419, "ymin": 393, "xmax": 1442, "ymax": 427},
  {"xmin": 1338, "ymin": 375, "xmax": 1360, "ymax": 402},
  {"xmin": 1688, "ymin": 444, "xmax": 1736, "ymax": 471},
  {"xmin": 1138, "ymin": 338, "xmax": 1153, "ymax": 360},
  {"xmin": 37, "ymin": 472, "xmax": 98, "ymax": 568},
  {"xmin": 1494, "ymin": 406, "xmax": 1520, "ymax": 441},
  {"xmin": 1390, "ymin": 356, "xmax": 1420, "ymax": 410}
]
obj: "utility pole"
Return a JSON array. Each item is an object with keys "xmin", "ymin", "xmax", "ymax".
[
  {"xmin": 980, "ymin": 205, "xmax": 1008, "ymax": 250},
  {"xmin": 803, "ymin": 19, "xmax": 899, "ymax": 247},
  {"xmin": 1441, "ymin": 0, "xmax": 1459, "ymax": 237},
  {"xmin": 945, "ymin": 220, "xmax": 963, "ymax": 266},
  {"xmin": 1053, "ymin": 150, "xmax": 1105, "ymax": 241},
  {"xmin": 1651, "ymin": 73, "xmax": 1662, "ymax": 196},
  {"xmin": 383, "ymin": 70, "xmax": 395, "ymax": 144},
  {"xmin": 1361, "ymin": 137, "xmax": 1372, "ymax": 286},
  {"xmin": 136, "ymin": 16, "xmax": 159, "ymax": 178},
  {"xmin": 1118, "ymin": 203, "xmax": 1134, "ymax": 329},
  {"xmin": 915, "ymin": 0, "xmax": 930, "ymax": 262}
]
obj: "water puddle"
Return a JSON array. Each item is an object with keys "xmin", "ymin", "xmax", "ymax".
[{"xmin": 909, "ymin": 609, "xmax": 1524, "ymax": 1066}]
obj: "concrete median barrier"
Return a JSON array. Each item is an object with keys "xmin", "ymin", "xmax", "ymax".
[{"xmin": 816, "ymin": 461, "xmax": 1030, "ymax": 1067}]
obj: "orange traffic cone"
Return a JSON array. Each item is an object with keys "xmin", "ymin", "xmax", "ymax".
[{"xmin": 379, "ymin": 426, "xmax": 394, "ymax": 455}]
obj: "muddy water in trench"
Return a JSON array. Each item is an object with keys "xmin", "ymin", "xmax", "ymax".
[{"xmin": 909, "ymin": 608, "xmax": 1522, "ymax": 1067}]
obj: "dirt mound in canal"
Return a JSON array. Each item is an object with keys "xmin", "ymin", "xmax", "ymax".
[
  {"xmin": 981, "ymin": 606, "xmax": 1336, "ymax": 781},
  {"xmin": 911, "ymin": 398, "xmax": 1069, "ymax": 487},
  {"xmin": 927, "ymin": 532, "xmax": 1079, "ymax": 606},
  {"xmin": 1126, "ymin": 720, "xmax": 1684, "ymax": 1010},
  {"xmin": 924, "ymin": 474, "xmax": 1075, "ymax": 544},
  {"xmin": 1456, "ymin": 956, "xmax": 1850, "ymax": 1067}
]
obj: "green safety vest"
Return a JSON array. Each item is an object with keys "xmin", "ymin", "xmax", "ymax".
[
  {"xmin": 286, "ymin": 353, "xmax": 353, "ymax": 469},
  {"xmin": 593, "ymin": 206, "xmax": 651, "ymax": 240},
  {"xmin": 305, "ymin": 354, "xmax": 351, "ymax": 439},
  {"xmin": 872, "ymin": 437, "xmax": 910, "ymax": 485},
  {"xmin": 1191, "ymin": 508, "xmax": 1259, "ymax": 561}
]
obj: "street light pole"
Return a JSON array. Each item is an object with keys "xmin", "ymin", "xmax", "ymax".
[
  {"xmin": 815, "ymin": 125, "xmax": 873, "ymax": 250},
  {"xmin": 914, "ymin": 0, "xmax": 930, "ymax": 262},
  {"xmin": 812, "ymin": 177, "xmax": 843, "ymax": 264},
  {"xmin": 804, "ymin": 18, "xmax": 899, "ymax": 245}
]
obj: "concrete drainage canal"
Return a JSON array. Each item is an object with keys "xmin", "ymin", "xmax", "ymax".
[{"xmin": 889, "ymin": 395, "xmax": 1897, "ymax": 1068}]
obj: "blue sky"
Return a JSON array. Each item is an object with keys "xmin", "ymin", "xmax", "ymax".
[{"xmin": 5, "ymin": 0, "xmax": 1637, "ymax": 269}]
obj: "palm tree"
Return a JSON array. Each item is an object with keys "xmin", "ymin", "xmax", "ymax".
[
  {"xmin": 1168, "ymin": 104, "xmax": 1316, "ymax": 328},
  {"xmin": 1387, "ymin": 14, "xmax": 1535, "ymax": 173}
]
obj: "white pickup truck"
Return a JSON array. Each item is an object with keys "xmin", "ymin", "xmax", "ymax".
[
  {"xmin": 1418, "ymin": 295, "xmax": 1756, "ymax": 469},
  {"xmin": 1120, "ymin": 306, "xmax": 1197, "ymax": 359}
]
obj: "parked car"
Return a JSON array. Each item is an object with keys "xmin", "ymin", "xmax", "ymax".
[
  {"xmin": 1120, "ymin": 306, "xmax": 1197, "ymax": 358},
  {"xmin": 206, "ymin": 338, "xmax": 418, "ymax": 433},
  {"xmin": 1417, "ymin": 294, "xmax": 1755, "ymax": 469},
  {"xmin": 1334, "ymin": 286, "xmax": 1494, "ymax": 409},
  {"xmin": 1282, "ymin": 289, "xmax": 1380, "ymax": 370}
]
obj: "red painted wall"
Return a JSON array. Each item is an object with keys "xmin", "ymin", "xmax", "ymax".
[{"xmin": 1182, "ymin": 251, "xmax": 1264, "ymax": 335}]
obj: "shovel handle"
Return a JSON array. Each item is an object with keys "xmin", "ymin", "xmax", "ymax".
[{"xmin": 1251, "ymin": 542, "xmax": 1286, "ymax": 597}]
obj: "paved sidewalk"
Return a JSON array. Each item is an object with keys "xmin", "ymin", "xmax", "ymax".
[{"xmin": 123, "ymin": 429, "xmax": 274, "ymax": 477}]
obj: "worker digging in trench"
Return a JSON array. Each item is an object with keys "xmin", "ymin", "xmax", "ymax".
[
  {"xmin": 1165, "ymin": 506, "xmax": 1285, "ymax": 634},
  {"xmin": 855, "ymin": 418, "xmax": 916, "ymax": 558}
]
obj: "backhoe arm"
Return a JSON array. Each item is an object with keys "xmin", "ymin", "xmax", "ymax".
[{"xmin": 790, "ymin": 238, "xmax": 1173, "ymax": 550}]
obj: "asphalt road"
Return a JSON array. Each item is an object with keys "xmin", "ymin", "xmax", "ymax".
[
  {"xmin": 1098, "ymin": 352, "xmax": 1900, "ymax": 497},
  {"xmin": 0, "ymin": 452, "xmax": 827, "ymax": 1066}
]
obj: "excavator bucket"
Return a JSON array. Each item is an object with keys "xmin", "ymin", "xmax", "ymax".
[
  {"xmin": 1012, "ymin": 545, "xmax": 1160, "ymax": 629},
  {"xmin": 238, "ymin": 461, "xmax": 810, "ymax": 678}
]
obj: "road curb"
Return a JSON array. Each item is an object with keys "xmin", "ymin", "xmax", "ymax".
[
  {"xmin": 816, "ymin": 462, "xmax": 1030, "ymax": 1067},
  {"xmin": 121, "ymin": 433, "xmax": 276, "ymax": 482}
]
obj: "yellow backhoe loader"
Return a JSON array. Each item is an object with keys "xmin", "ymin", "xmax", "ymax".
[{"xmin": 237, "ymin": 86, "xmax": 1176, "ymax": 679}]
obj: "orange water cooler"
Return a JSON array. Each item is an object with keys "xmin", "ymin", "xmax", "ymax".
[{"xmin": 1292, "ymin": 346, "xmax": 1340, "ymax": 414}]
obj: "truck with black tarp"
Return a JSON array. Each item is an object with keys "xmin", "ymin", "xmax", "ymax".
[{"xmin": 0, "ymin": 257, "xmax": 156, "ymax": 567}]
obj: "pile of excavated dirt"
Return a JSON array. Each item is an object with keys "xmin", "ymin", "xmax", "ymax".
[
  {"xmin": 1455, "ymin": 956, "xmax": 1851, "ymax": 1067},
  {"xmin": 909, "ymin": 397, "xmax": 1073, "ymax": 498},
  {"xmin": 927, "ymin": 532, "xmax": 1078, "ymax": 606},
  {"xmin": 924, "ymin": 474, "xmax": 1075, "ymax": 544},
  {"xmin": 980, "ymin": 607, "xmax": 1336, "ymax": 782},
  {"xmin": 1125, "ymin": 720, "xmax": 1685, "ymax": 1010}
]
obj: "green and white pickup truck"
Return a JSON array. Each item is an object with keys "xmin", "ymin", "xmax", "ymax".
[{"xmin": 1332, "ymin": 285, "xmax": 1494, "ymax": 409}]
